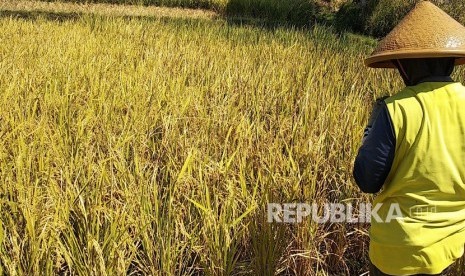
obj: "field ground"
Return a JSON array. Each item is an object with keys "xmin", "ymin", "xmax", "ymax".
[{"xmin": 1, "ymin": 1, "xmax": 465, "ymax": 275}]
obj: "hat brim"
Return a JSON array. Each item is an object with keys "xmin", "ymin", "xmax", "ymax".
[{"xmin": 365, "ymin": 49, "xmax": 465, "ymax": 68}]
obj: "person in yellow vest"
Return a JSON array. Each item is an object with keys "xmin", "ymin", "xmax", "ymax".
[{"xmin": 353, "ymin": 1, "xmax": 465, "ymax": 275}]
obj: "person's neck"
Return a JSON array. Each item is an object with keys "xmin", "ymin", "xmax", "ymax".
[
  {"xmin": 408, "ymin": 76, "xmax": 454, "ymax": 86},
  {"xmin": 417, "ymin": 76, "xmax": 454, "ymax": 84}
]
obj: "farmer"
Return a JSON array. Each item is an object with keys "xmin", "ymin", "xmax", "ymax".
[{"xmin": 353, "ymin": 1, "xmax": 465, "ymax": 275}]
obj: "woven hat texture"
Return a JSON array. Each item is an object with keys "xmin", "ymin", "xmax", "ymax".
[{"xmin": 365, "ymin": 1, "xmax": 465, "ymax": 68}]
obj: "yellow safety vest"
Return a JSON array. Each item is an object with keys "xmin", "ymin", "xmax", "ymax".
[{"xmin": 370, "ymin": 82, "xmax": 465, "ymax": 275}]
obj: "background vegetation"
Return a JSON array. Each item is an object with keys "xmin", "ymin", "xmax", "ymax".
[
  {"xmin": 33, "ymin": 0, "xmax": 465, "ymax": 35},
  {"xmin": 336, "ymin": 0, "xmax": 465, "ymax": 37}
]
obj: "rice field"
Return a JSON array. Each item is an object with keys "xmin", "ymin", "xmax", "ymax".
[{"xmin": 1, "ymin": 1, "xmax": 464, "ymax": 275}]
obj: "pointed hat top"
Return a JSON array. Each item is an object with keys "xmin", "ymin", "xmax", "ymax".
[{"xmin": 365, "ymin": 1, "xmax": 465, "ymax": 68}]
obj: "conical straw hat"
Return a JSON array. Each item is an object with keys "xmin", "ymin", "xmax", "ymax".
[{"xmin": 365, "ymin": 1, "xmax": 465, "ymax": 68}]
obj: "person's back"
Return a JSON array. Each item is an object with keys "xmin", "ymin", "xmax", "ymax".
[
  {"xmin": 352, "ymin": 1, "xmax": 465, "ymax": 275},
  {"xmin": 371, "ymin": 81, "xmax": 465, "ymax": 275}
]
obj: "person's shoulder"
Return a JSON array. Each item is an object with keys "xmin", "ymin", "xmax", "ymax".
[
  {"xmin": 446, "ymin": 82, "xmax": 465, "ymax": 92},
  {"xmin": 384, "ymin": 87, "xmax": 416, "ymax": 105}
]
